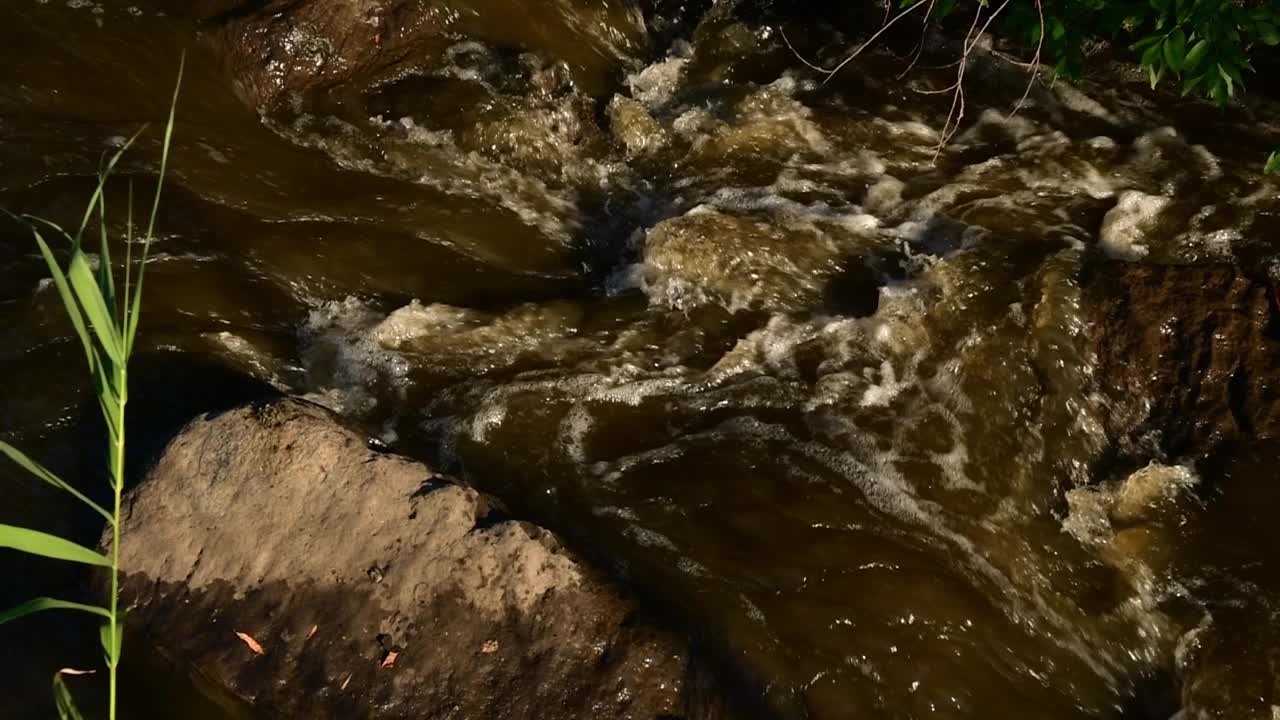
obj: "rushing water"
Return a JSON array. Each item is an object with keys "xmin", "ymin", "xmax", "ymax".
[{"xmin": 3, "ymin": 1, "xmax": 1280, "ymax": 718}]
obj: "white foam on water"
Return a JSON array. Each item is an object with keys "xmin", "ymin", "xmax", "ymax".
[
  {"xmin": 624, "ymin": 525, "xmax": 680, "ymax": 551},
  {"xmin": 298, "ymin": 297, "xmax": 412, "ymax": 414},
  {"xmin": 1099, "ymin": 191, "xmax": 1171, "ymax": 261},
  {"xmin": 864, "ymin": 175, "xmax": 905, "ymax": 215},
  {"xmin": 634, "ymin": 185, "xmax": 892, "ymax": 313},
  {"xmin": 380, "ymin": 115, "xmax": 590, "ymax": 242},
  {"xmin": 627, "ymin": 53, "xmax": 689, "ymax": 109},
  {"xmin": 859, "ymin": 360, "xmax": 909, "ymax": 408},
  {"xmin": 1065, "ymin": 462, "xmax": 1199, "ymax": 546},
  {"xmin": 559, "ymin": 403, "xmax": 594, "ymax": 463},
  {"xmin": 469, "ymin": 401, "xmax": 508, "ymax": 444},
  {"xmin": 204, "ymin": 331, "xmax": 292, "ymax": 390}
]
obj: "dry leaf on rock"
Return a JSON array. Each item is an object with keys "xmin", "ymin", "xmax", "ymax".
[{"xmin": 235, "ymin": 631, "xmax": 265, "ymax": 655}]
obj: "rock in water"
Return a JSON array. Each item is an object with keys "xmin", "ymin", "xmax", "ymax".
[
  {"xmin": 1087, "ymin": 263, "xmax": 1280, "ymax": 460},
  {"xmin": 111, "ymin": 398, "xmax": 719, "ymax": 719},
  {"xmin": 203, "ymin": 0, "xmax": 653, "ymax": 113}
]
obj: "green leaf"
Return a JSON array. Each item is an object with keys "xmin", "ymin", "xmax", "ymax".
[
  {"xmin": 1260, "ymin": 22, "xmax": 1280, "ymax": 46},
  {"xmin": 53, "ymin": 673, "xmax": 87, "ymax": 720},
  {"xmin": 0, "ymin": 524, "xmax": 110, "ymax": 566},
  {"xmin": 0, "ymin": 441, "xmax": 112, "ymax": 522},
  {"xmin": 1132, "ymin": 34, "xmax": 1164, "ymax": 50},
  {"xmin": 31, "ymin": 229, "xmax": 94, "ymax": 369},
  {"xmin": 1184, "ymin": 39, "xmax": 1210, "ymax": 70},
  {"xmin": 128, "ymin": 54, "xmax": 184, "ymax": 356},
  {"xmin": 66, "ymin": 250, "xmax": 125, "ymax": 368},
  {"xmin": 1149, "ymin": 62, "xmax": 1165, "ymax": 88},
  {"xmin": 1265, "ymin": 150, "xmax": 1280, "ymax": 174},
  {"xmin": 100, "ymin": 616, "xmax": 124, "ymax": 665},
  {"xmin": 91, "ymin": 350, "xmax": 122, "ymax": 443},
  {"xmin": 123, "ymin": 180, "xmax": 135, "ymax": 322},
  {"xmin": 1218, "ymin": 63, "xmax": 1234, "ymax": 97},
  {"xmin": 1141, "ymin": 41, "xmax": 1163, "ymax": 68},
  {"xmin": 1182, "ymin": 72, "xmax": 1206, "ymax": 95},
  {"xmin": 1164, "ymin": 29, "xmax": 1186, "ymax": 71},
  {"xmin": 73, "ymin": 130, "xmax": 143, "ymax": 247},
  {"xmin": 1224, "ymin": 62, "xmax": 1245, "ymax": 87},
  {"xmin": 0, "ymin": 597, "xmax": 111, "ymax": 625},
  {"xmin": 1211, "ymin": 78, "xmax": 1228, "ymax": 105},
  {"xmin": 94, "ymin": 180, "xmax": 114, "ymax": 324}
]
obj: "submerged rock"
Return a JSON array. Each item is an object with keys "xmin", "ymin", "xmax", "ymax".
[
  {"xmin": 638, "ymin": 205, "xmax": 884, "ymax": 314},
  {"xmin": 110, "ymin": 398, "xmax": 720, "ymax": 719}
]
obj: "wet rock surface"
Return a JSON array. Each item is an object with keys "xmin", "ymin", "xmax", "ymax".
[
  {"xmin": 111, "ymin": 398, "xmax": 719, "ymax": 719},
  {"xmin": 204, "ymin": 0, "xmax": 655, "ymax": 113},
  {"xmin": 1086, "ymin": 263, "xmax": 1280, "ymax": 463}
]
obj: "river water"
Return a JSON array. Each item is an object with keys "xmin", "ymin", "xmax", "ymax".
[{"xmin": 2, "ymin": 1, "xmax": 1279, "ymax": 718}]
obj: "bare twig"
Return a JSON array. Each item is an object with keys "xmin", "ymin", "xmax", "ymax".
[
  {"xmin": 931, "ymin": 5, "xmax": 986, "ymax": 157},
  {"xmin": 823, "ymin": 0, "xmax": 933, "ymax": 83},
  {"xmin": 1009, "ymin": 0, "xmax": 1045, "ymax": 116},
  {"xmin": 780, "ymin": 28, "xmax": 831, "ymax": 74},
  {"xmin": 990, "ymin": 49, "xmax": 1040, "ymax": 68},
  {"xmin": 964, "ymin": 0, "xmax": 1013, "ymax": 56},
  {"xmin": 897, "ymin": 0, "xmax": 939, "ymax": 80},
  {"xmin": 787, "ymin": 0, "xmax": 1042, "ymax": 163}
]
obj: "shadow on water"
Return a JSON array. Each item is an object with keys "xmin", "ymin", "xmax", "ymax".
[{"xmin": 0, "ymin": 351, "xmax": 276, "ymax": 719}]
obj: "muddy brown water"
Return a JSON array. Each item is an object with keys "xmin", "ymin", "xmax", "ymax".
[{"xmin": 2, "ymin": 1, "xmax": 1280, "ymax": 718}]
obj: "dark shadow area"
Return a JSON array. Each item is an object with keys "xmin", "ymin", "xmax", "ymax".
[
  {"xmin": 1121, "ymin": 671, "xmax": 1182, "ymax": 720},
  {"xmin": 822, "ymin": 257, "xmax": 887, "ymax": 318},
  {"xmin": 2, "ymin": 352, "xmax": 275, "ymax": 719},
  {"xmin": 78, "ymin": 351, "xmax": 281, "ymax": 494}
]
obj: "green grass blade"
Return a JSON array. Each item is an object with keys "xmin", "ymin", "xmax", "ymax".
[
  {"xmin": 95, "ymin": 177, "xmax": 115, "ymax": 318},
  {"xmin": 66, "ymin": 250, "xmax": 125, "ymax": 367},
  {"xmin": 0, "ymin": 597, "xmax": 111, "ymax": 625},
  {"xmin": 123, "ymin": 180, "xmax": 134, "ymax": 328},
  {"xmin": 21, "ymin": 214, "xmax": 73, "ymax": 242},
  {"xmin": 0, "ymin": 441, "xmax": 112, "ymax": 523},
  {"xmin": 127, "ymin": 53, "xmax": 183, "ymax": 356},
  {"xmin": 32, "ymin": 229, "xmax": 94, "ymax": 368},
  {"xmin": 100, "ymin": 617, "xmax": 124, "ymax": 665},
  {"xmin": 0, "ymin": 524, "xmax": 111, "ymax": 566},
  {"xmin": 73, "ymin": 129, "xmax": 144, "ymax": 246},
  {"xmin": 53, "ymin": 673, "xmax": 88, "ymax": 720},
  {"xmin": 85, "ymin": 347, "xmax": 122, "ymax": 448}
]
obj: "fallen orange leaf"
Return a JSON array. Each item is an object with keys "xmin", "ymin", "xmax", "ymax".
[
  {"xmin": 234, "ymin": 631, "xmax": 265, "ymax": 655},
  {"xmin": 380, "ymin": 650, "xmax": 398, "ymax": 668},
  {"xmin": 340, "ymin": 672, "xmax": 352, "ymax": 690},
  {"xmin": 306, "ymin": 624, "xmax": 318, "ymax": 640}
]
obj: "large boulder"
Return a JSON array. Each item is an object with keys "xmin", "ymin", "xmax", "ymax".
[
  {"xmin": 111, "ymin": 398, "xmax": 721, "ymax": 719},
  {"xmin": 200, "ymin": 0, "xmax": 655, "ymax": 113},
  {"xmin": 1086, "ymin": 263, "xmax": 1280, "ymax": 461}
]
